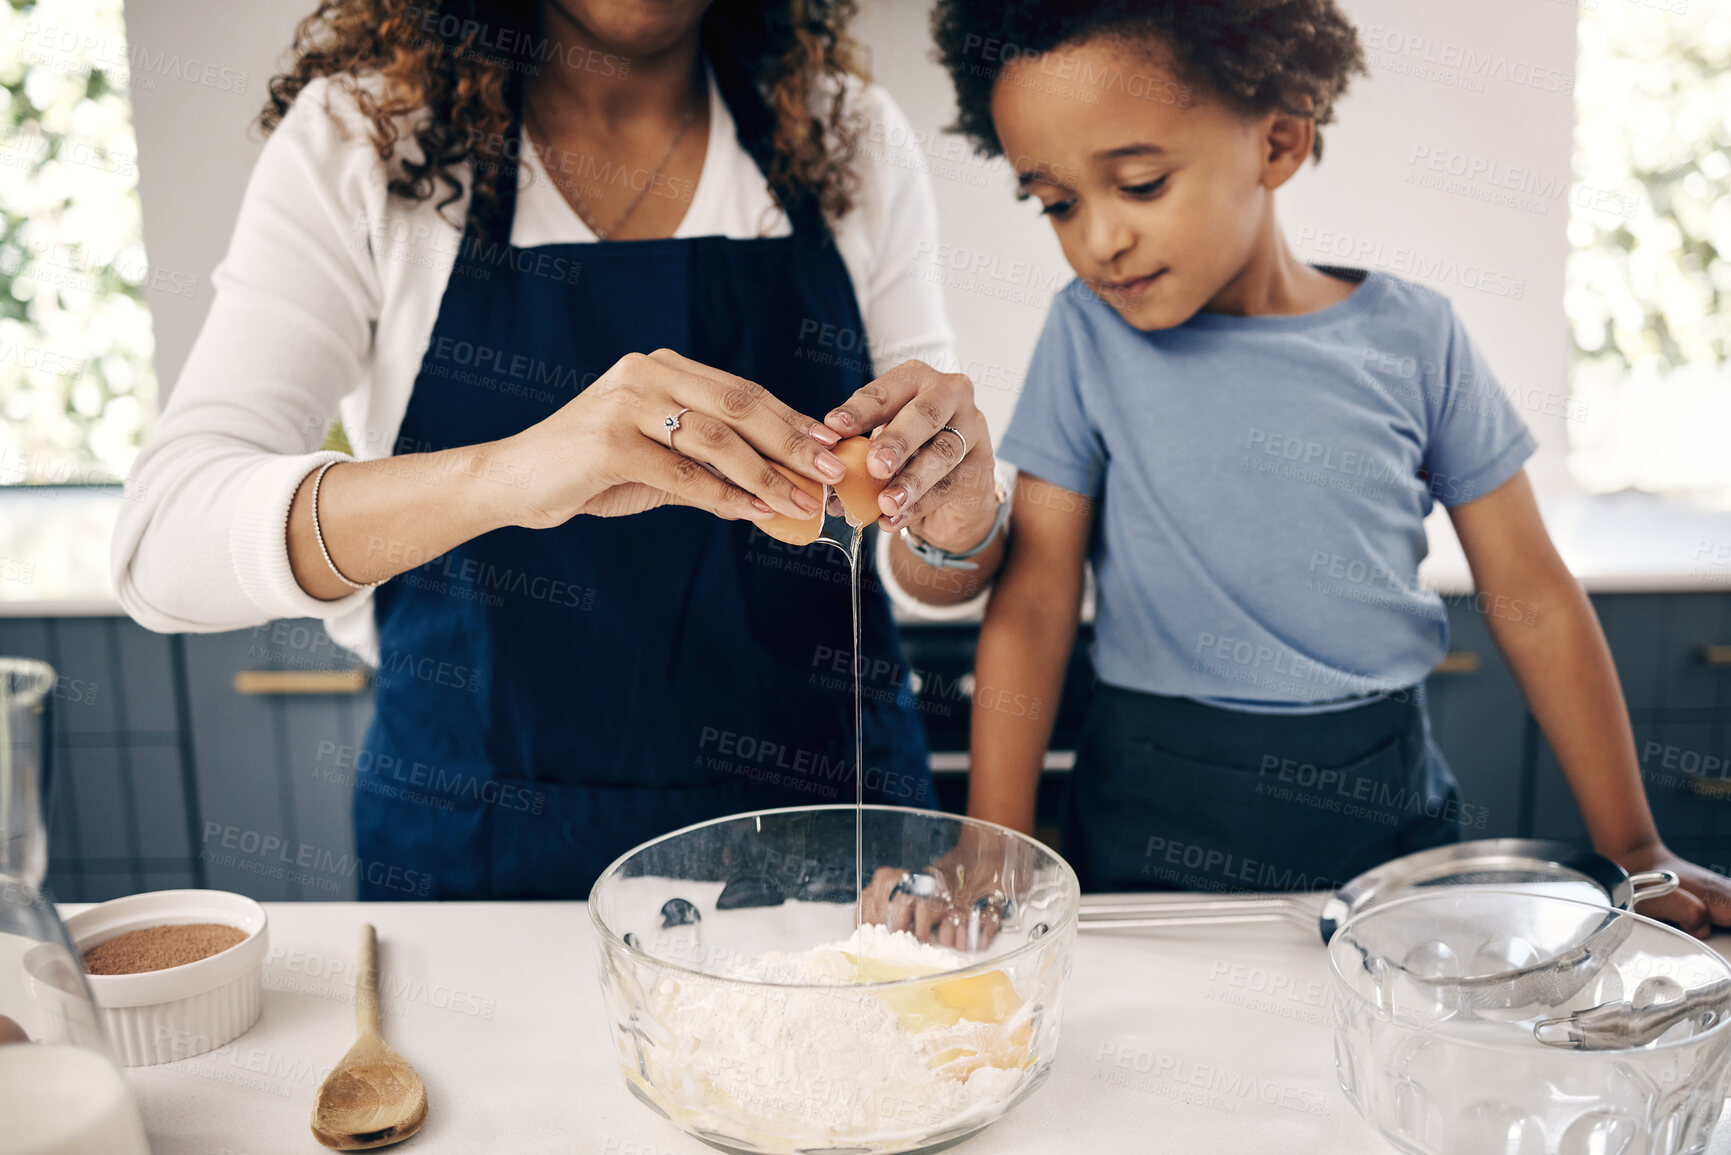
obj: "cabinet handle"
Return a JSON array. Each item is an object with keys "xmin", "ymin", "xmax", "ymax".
[
  {"xmin": 233, "ymin": 669, "xmax": 370, "ymax": 696},
  {"xmin": 1699, "ymin": 644, "xmax": 1731, "ymax": 667},
  {"xmin": 928, "ymin": 750, "xmax": 1074, "ymax": 773},
  {"xmin": 1688, "ymin": 775, "xmax": 1731, "ymax": 802},
  {"xmin": 1432, "ymin": 651, "xmax": 1481, "ymax": 676}
]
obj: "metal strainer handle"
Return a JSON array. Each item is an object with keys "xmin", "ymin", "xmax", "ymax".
[{"xmin": 1629, "ymin": 869, "xmax": 1681, "ymax": 906}]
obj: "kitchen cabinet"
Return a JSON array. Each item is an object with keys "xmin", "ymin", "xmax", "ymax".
[
  {"xmin": 1593, "ymin": 593, "xmax": 1730, "ymax": 712},
  {"xmin": 0, "ymin": 617, "xmax": 199, "ymax": 900},
  {"xmin": 179, "ymin": 627, "xmax": 373, "ymax": 902},
  {"xmin": 0, "ymin": 616, "xmax": 371, "ymax": 902},
  {"xmin": 1402, "ymin": 600, "xmax": 1529, "ymax": 839},
  {"xmin": 1528, "ymin": 594, "xmax": 1731, "ymax": 867},
  {"xmin": 1532, "ymin": 722, "xmax": 1731, "ymax": 867},
  {"xmin": 7, "ymin": 590, "xmax": 1729, "ymax": 902},
  {"xmin": 898, "ymin": 623, "xmax": 1092, "ymax": 842}
]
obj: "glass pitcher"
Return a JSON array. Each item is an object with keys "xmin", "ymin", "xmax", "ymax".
[
  {"xmin": 0, "ymin": 658, "xmax": 150, "ymax": 1155},
  {"xmin": 2, "ymin": 657, "xmax": 54, "ymax": 887}
]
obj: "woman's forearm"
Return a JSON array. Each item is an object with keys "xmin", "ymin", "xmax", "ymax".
[
  {"xmin": 286, "ymin": 344, "xmax": 860, "ymax": 601},
  {"xmin": 287, "ymin": 443, "xmax": 521, "ymax": 599},
  {"xmin": 1484, "ymin": 573, "xmax": 1660, "ymax": 856},
  {"xmin": 967, "ymin": 573, "xmax": 1081, "ymax": 834}
]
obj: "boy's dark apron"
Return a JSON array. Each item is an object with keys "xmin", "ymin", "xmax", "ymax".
[
  {"xmin": 1062, "ymin": 683, "xmax": 1464, "ymax": 893},
  {"xmin": 354, "ymin": 71, "xmax": 929, "ymax": 900}
]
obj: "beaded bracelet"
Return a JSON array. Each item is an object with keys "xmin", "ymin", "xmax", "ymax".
[{"xmin": 309, "ymin": 461, "xmax": 382, "ymax": 592}]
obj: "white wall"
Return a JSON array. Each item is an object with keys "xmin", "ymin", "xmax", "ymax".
[
  {"xmin": 125, "ymin": 0, "xmax": 1578, "ymax": 494},
  {"xmin": 1259, "ymin": 0, "xmax": 1579, "ymax": 498},
  {"xmin": 119, "ymin": 1, "xmax": 304, "ymax": 406}
]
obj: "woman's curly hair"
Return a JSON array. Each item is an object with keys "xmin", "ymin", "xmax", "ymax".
[
  {"xmin": 260, "ymin": 0, "xmax": 870, "ymax": 230},
  {"xmin": 932, "ymin": 0, "xmax": 1365, "ymax": 162}
]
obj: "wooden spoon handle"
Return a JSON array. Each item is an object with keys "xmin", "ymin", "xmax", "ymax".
[{"xmin": 355, "ymin": 923, "xmax": 381, "ymax": 1039}]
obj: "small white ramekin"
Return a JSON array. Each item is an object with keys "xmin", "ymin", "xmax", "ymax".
[{"xmin": 42, "ymin": 889, "xmax": 269, "ymax": 1067}]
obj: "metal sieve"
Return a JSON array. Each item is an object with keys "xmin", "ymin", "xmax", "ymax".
[{"xmin": 1075, "ymin": 838, "xmax": 1679, "ymax": 944}]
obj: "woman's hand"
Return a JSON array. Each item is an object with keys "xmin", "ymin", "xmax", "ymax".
[
  {"xmin": 823, "ymin": 361, "xmax": 999, "ymax": 551},
  {"xmin": 491, "ymin": 348, "xmax": 850, "ymax": 528},
  {"xmin": 1613, "ymin": 841, "xmax": 1731, "ymax": 939}
]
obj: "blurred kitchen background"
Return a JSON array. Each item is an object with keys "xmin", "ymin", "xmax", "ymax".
[{"xmin": 1, "ymin": 0, "xmax": 1727, "ymax": 901}]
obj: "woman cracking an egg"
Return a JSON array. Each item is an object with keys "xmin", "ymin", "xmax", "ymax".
[{"xmin": 111, "ymin": 0, "xmax": 1004, "ymax": 898}]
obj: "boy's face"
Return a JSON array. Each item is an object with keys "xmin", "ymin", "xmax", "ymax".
[{"xmin": 994, "ymin": 38, "xmax": 1280, "ymax": 331}]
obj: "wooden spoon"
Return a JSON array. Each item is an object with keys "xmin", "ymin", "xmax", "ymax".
[{"xmin": 311, "ymin": 924, "xmax": 428, "ymax": 1149}]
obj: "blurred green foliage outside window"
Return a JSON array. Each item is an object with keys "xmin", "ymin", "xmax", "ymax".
[
  {"xmin": 1, "ymin": 0, "xmax": 156, "ymax": 486},
  {"xmin": 1568, "ymin": 3, "xmax": 1731, "ymax": 504}
]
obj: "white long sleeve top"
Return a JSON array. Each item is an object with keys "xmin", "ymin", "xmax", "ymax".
[{"xmin": 112, "ymin": 67, "xmax": 977, "ymax": 662}]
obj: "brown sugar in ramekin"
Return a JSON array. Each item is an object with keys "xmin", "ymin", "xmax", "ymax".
[{"xmin": 82, "ymin": 923, "xmax": 247, "ymax": 975}]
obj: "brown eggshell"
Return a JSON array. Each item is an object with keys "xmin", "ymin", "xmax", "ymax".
[
  {"xmin": 757, "ymin": 464, "xmax": 824, "ymax": 546},
  {"xmin": 0, "ymin": 1012, "xmax": 29, "ymax": 1046},
  {"xmin": 754, "ymin": 437, "xmax": 889, "ymax": 544},
  {"xmin": 831, "ymin": 436, "xmax": 889, "ymax": 527}
]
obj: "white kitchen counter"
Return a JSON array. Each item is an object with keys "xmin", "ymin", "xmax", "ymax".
[{"xmin": 89, "ymin": 900, "xmax": 1731, "ymax": 1155}]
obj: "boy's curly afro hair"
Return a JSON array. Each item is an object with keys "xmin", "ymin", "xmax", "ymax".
[{"xmin": 932, "ymin": 0, "xmax": 1366, "ymax": 162}]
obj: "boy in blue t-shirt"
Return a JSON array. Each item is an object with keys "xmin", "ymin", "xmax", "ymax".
[{"xmin": 896, "ymin": 0, "xmax": 1726, "ymax": 934}]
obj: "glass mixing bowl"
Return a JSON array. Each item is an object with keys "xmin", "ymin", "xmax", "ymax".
[
  {"xmin": 588, "ymin": 805, "xmax": 1079, "ymax": 1154},
  {"xmin": 1329, "ymin": 889, "xmax": 1731, "ymax": 1155}
]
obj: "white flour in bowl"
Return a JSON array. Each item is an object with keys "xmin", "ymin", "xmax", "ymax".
[{"xmin": 640, "ymin": 923, "xmax": 1029, "ymax": 1144}]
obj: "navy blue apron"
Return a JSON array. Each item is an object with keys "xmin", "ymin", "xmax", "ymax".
[
  {"xmin": 354, "ymin": 74, "xmax": 930, "ymax": 900},
  {"xmin": 1061, "ymin": 682, "xmax": 1463, "ymax": 893}
]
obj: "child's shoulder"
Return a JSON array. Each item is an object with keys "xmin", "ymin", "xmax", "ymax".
[
  {"xmin": 1352, "ymin": 273, "xmax": 1481, "ymax": 375},
  {"xmin": 1357, "ymin": 270, "xmax": 1458, "ymax": 326}
]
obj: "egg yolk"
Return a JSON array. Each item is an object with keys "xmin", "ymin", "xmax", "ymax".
[{"xmin": 842, "ymin": 954, "xmax": 1033, "ymax": 1078}]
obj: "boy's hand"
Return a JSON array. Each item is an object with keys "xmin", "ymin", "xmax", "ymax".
[
  {"xmin": 1614, "ymin": 841, "xmax": 1731, "ymax": 938},
  {"xmin": 858, "ymin": 832, "xmax": 1038, "ymax": 951},
  {"xmin": 858, "ymin": 862, "xmax": 1006, "ymax": 951}
]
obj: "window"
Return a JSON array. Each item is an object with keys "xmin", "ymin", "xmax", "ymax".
[
  {"xmin": 0, "ymin": 0, "xmax": 157, "ymax": 487},
  {"xmin": 1567, "ymin": 2, "xmax": 1731, "ymax": 505}
]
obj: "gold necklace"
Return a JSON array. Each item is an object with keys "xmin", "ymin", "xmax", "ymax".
[{"xmin": 522, "ymin": 96, "xmax": 699, "ymax": 241}]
